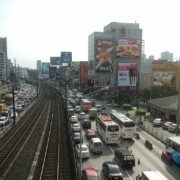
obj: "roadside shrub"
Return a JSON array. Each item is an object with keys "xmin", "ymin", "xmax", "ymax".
[
  {"xmin": 122, "ymin": 104, "xmax": 132, "ymax": 110},
  {"xmin": 136, "ymin": 109, "xmax": 146, "ymax": 116}
]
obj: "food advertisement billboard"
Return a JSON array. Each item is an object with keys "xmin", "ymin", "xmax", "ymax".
[
  {"xmin": 95, "ymin": 39, "xmax": 114, "ymax": 73},
  {"xmin": 71, "ymin": 61, "xmax": 80, "ymax": 75},
  {"xmin": 116, "ymin": 39, "xmax": 140, "ymax": 58},
  {"xmin": 118, "ymin": 63, "xmax": 137, "ymax": 87},
  {"xmin": 50, "ymin": 57, "xmax": 61, "ymax": 65},
  {"xmin": 153, "ymin": 72, "xmax": 175, "ymax": 86},
  {"xmin": 42, "ymin": 62, "xmax": 50, "ymax": 79},
  {"xmin": 80, "ymin": 61, "xmax": 88, "ymax": 84}
]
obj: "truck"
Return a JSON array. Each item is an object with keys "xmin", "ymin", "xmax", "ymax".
[
  {"xmin": 136, "ymin": 171, "xmax": 168, "ymax": 180},
  {"xmin": 89, "ymin": 108, "xmax": 98, "ymax": 119}
]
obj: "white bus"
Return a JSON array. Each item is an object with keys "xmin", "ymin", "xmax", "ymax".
[
  {"xmin": 96, "ymin": 115, "xmax": 120, "ymax": 144},
  {"xmin": 75, "ymin": 94, "xmax": 84, "ymax": 105},
  {"xmin": 110, "ymin": 112, "xmax": 136, "ymax": 139}
]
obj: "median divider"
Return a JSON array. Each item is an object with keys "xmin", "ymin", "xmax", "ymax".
[
  {"xmin": 145, "ymin": 139, "xmax": 153, "ymax": 149},
  {"xmin": 161, "ymin": 151, "xmax": 172, "ymax": 165}
]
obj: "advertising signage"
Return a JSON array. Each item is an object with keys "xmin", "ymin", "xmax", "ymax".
[
  {"xmin": 42, "ymin": 62, "xmax": 50, "ymax": 79},
  {"xmin": 118, "ymin": 63, "xmax": 137, "ymax": 87},
  {"xmin": 116, "ymin": 39, "xmax": 140, "ymax": 58},
  {"xmin": 71, "ymin": 61, "xmax": 80, "ymax": 75},
  {"xmin": 80, "ymin": 61, "xmax": 88, "ymax": 84},
  {"xmin": 153, "ymin": 72, "xmax": 175, "ymax": 86},
  {"xmin": 49, "ymin": 66, "xmax": 57, "ymax": 73},
  {"xmin": 95, "ymin": 39, "xmax": 114, "ymax": 73},
  {"xmin": 50, "ymin": 57, "xmax": 61, "ymax": 65},
  {"xmin": 61, "ymin": 52, "xmax": 72, "ymax": 64}
]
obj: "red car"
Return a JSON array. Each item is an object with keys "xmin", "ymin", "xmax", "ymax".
[
  {"xmin": 82, "ymin": 168, "xmax": 100, "ymax": 180},
  {"xmin": 85, "ymin": 129, "xmax": 96, "ymax": 139}
]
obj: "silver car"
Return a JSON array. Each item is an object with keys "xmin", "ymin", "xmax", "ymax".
[
  {"xmin": 75, "ymin": 144, "xmax": 89, "ymax": 158},
  {"xmin": 71, "ymin": 123, "xmax": 81, "ymax": 132},
  {"xmin": 153, "ymin": 118, "xmax": 163, "ymax": 126},
  {"xmin": 168, "ymin": 124, "xmax": 180, "ymax": 132},
  {"xmin": 70, "ymin": 115, "xmax": 78, "ymax": 123},
  {"xmin": 0, "ymin": 116, "xmax": 9, "ymax": 126}
]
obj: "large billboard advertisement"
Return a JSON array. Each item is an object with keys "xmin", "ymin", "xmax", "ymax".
[
  {"xmin": 61, "ymin": 52, "xmax": 72, "ymax": 64},
  {"xmin": 71, "ymin": 61, "xmax": 80, "ymax": 75},
  {"xmin": 118, "ymin": 63, "xmax": 137, "ymax": 87},
  {"xmin": 153, "ymin": 72, "xmax": 175, "ymax": 86},
  {"xmin": 49, "ymin": 66, "xmax": 57, "ymax": 78},
  {"xmin": 116, "ymin": 39, "xmax": 140, "ymax": 58},
  {"xmin": 42, "ymin": 62, "xmax": 50, "ymax": 79},
  {"xmin": 80, "ymin": 61, "xmax": 88, "ymax": 84},
  {"xmin": 95, "ymin": 39, "xmax": 114, "ymax": 73},
  {"xmin": 50, "ymin": 57, "xmax": 61, "ymax": 65}
]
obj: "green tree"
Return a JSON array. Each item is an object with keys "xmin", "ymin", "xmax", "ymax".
[{"xmin": 27, "ymin": 70, "xmax": 38, "ymax": 79}]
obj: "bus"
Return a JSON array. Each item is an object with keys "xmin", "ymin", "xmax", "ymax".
[
  {"xmin": 5, "ymin": 94, "xmax": 13, "ymax": 105},
  {"xmin": 96, "ymin": 115, "xmax": 120, "ymax": 144},
  {"xmin": 75, "ymin": 94, "xmax": 84, "ymax": 105},
  {"xmin": 81, "ymin": 99, "xmax": 92, "ymax": 112},
  {"xmin": 165, "ymin": 136, "xmax": 180, "ymax": 165},
  {"xmin": 110, "ymin": 112, "xmax": 136, "ymax": 139}
]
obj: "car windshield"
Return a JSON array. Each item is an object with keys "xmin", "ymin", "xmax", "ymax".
[
  {"xmin": 81, "ymin": 147, "xmax": 88, "ymax": 151},
  {"xmin": 72, "ymin": 116, "xmax": 77, "ymax": 119},
  {"xmin": 74, "ymin": 133, "xmax": 80, "ymax": 137},
  {"xmin": 108, "ymin": 165, "xmax": 120, "ymax": 173},
  {"xmin": 88, "ymin": 177, "xmax": 98, "ymax": 180},
  {"xmin": 0, "ymin": 118, "xmax": 5, "ymax": 121},
  {"xmin": 88, "ymin": 131, "xmax": 95, "ymax": 135},
  {"xmin": 107, "ymin": 125, "xmax": 119, "ymax": 132},
  {"xmin": 74, "ymin": 124, "xmax": 79, "ymax": 127},
  {"xmin": 94, "ymin": 142, "xmax": 102, "ymax": 147}
]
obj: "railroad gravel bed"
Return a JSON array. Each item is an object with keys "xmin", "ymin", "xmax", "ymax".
[{"xmin": 5, "ymin": 103, "xmax": 50, "ymax": 180}]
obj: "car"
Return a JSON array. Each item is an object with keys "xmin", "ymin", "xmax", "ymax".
[
  {"xmin": 81, "ymin": 168, "xmax": 100, "ymax": 180},
  {"xmin": 73, "ymin": 132, "xmax": 83, "ymax": 144},
  {"xmin": 9, "ymin": 113, "xmax": 18, "ymax": 122},
  {"xmin": 107, "ymin": 103, "xmax": 118, "ymax": 107},
  {"xmin": 71, "ymin": 123, "xmax": 81, "ymax": 132},
  {"xmin": 0, "ymin": 116, "xmax": 9, "ymax": 126},
  {"xmin": 91, "ymin": 99, "xmax": 96, "ymax": 106},
  {"xmin": 153, "ymin": 118, "xmax": 163, "ymax": 126},
  {"xmin": 162, "ymin": 121, "xmax": 174, "ymax": 130},
  {"xmin": 1, "ymin": 110, "xmax": 9, "ymax": 117},
  {"xmin": 78, "ymin": 112, "xmax": 86, "ymax": 120},
  {"xmin": 102, "ymin": 161, "xmax": 123, "ymax": 180},
  {"xmin": 101, "ymin": 110, "xmax": 109, "ymax": 116},
  {"xmin": 75, "ymin": 144, "xmax": 89, "ymax": 158},
  {"xmin": 102, "ymin": 104, "xmax": 106, "ymax": 110},
  {"xmin": 85, "ymin": 129, "xmax": 96, "ymax": 139},
  {"xmin": 70, "ymin": 115, "xmax": 78, "ymax": 123},
  {"xmin": 89, "ymin": 137, "xmax": 103, "ymax": 153},
  {"xmin": 82, "ymin": 119, "xmax": 91, "ymax": 129},
  {"xmin": 109, "ymin": 109, "xmax": 117, "ymax": 114},
  {"xmin": 68, "ymin": 109, "xmax": 75, "ymax": 117},
  {"xmin": 15, "ymin": 105, "xmax": 22, "ymax": 111},
  {"xmin": 95, "ymin": 104, "xmax": 102, "ymax": 111},
  {"xmin": 4, "ymin": 107, "xmax": 11, "ymax": 113},
  {"xmin": 74, "ymin": 106, "xmax": 81, "ymax": 113},
  {"xmin": 67, "ymin": 105, "xmax": 73, "ymax": 110},
  {"xmin": 168, "ymin": 123, "xmax": 180, "ymax": 132}
]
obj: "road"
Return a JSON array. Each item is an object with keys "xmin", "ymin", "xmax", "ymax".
[{"xmin": 76, "ymin": 100, "xmax": 179, "ymax": 180}]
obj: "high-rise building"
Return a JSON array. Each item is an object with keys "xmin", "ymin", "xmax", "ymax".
[
  {"xmin": 0, "ymin": 37, "xmax": 7, "ymax": 80},
  {"xmin": 160, "ymin": 51, "xmax": 173, "ymax": 61},
  {"xmin": 88, "ymin": 22, "xmax": 143, "ymax": 88},
  {"xmin": 143, "ymin": 55, "xmax": 154, "ymax": 74},
  {"xmin": 0, "ymin": 52, "xmax": 6, "ymax": 82},
  {"xmin": 37, "ymin": 60, "xmax": 42, "ymax": 70}
]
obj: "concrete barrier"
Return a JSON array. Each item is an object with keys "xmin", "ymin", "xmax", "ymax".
[
  {"xmin": 161, "ymin": 151, "xmax": 172, "ymax": 165},
  {"xmin": 145, "ymin": 139, "xmax": 153, "ymax": 149}
]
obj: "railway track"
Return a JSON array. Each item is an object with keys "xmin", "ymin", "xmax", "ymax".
[{"xmin": 0, "ymin": 86, "xmax": 48, "ymax": 176}]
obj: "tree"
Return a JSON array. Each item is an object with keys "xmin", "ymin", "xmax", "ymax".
[{"xmin": 27, "ymin": 70, "xmax": 38, "ymax": 79}]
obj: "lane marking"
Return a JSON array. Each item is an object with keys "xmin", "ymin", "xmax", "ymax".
[{"xmin": 109, "ymin": 146, "xmax": 133, "ymax": 180}]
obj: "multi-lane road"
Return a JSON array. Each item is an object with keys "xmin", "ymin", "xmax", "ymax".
[{"xmin": 78, "ymin": 100, "xmax": 179, "ymax": 180}]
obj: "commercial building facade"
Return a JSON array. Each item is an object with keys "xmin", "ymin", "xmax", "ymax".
[
  {"xmin": 88, "ymin": 22, "xmax": 143, "ymax": 94},
  {"xmin": 37, "ymin": 60, "xmax": 42, "ymax": 71}
]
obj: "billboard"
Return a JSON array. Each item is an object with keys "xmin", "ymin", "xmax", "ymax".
[
  {"xmin": 61, "ymin": 52, "xmax": 72, "ymax": 64},
  {"xmin": 153, "ymin": 72, "xmax": 175, "ymax": 86},
  {"xmin": 71, "ymin": 61, "xmax": 80, "ymax": 75},
  {"xmin": 80, "ymin": 62, "xmax": 88, "ymax": 84},
  {"xmin": 49, "ymin": 66, "xmax": 57, "ymax": 78},
  {"xmin": 95, "ymin": 39, "xmax": 114, "ymax": 73},
  {"xmin": 50, "ymin": 57, "xmax": 61, "ymax": 65},
  {"xmin": 42, "ymin": 62, "xmax": 50, "ymax": 79},
  {"xmin": 118, "ymin": 63, "xmax": 137, "ymax": 87},
  {"xmin": 116, "ymin": 39, "xmax": 140, "ymax": 58}
]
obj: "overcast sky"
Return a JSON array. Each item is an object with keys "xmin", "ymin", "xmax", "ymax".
[{"xmin": 1, "ymin": 0, "xmax": 180, "ymax": 69}]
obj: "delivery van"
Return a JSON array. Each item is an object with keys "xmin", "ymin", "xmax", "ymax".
[{"xmin": 136, "ymin": 171, "xmax": 168, "ymax": 180}]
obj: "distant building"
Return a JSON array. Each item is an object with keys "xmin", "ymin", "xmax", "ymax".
[
  {"xmin": 0, "ymin": 51, "xmax": 6, "ymax": 82},
  {"xmin": 143, "ymin": 55, "xmax": 154, "ymax": 74},
  {"xmin": 37, "ymin": 60, "xmax": 42, "ymax": 71},
  {"xmin": 160, "ymin": 51, "xmax": 173, "ymax": 61}
]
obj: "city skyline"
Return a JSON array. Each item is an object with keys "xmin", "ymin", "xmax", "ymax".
[{"xmin": 1, "ymin": 0, "xmax": 180, "ymax": 69}]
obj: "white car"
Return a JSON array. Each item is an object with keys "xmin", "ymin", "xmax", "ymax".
[
  {"xmin": 71, "ymin": 123, "xmax": 81, "ymax": 132},
  {"xmin": 168, "ymin": 124, "xmax": 180, "ymax": 132},
  {"xmin": 0, "ymin": 116, "xmax": 9, "ymax": 126},
  {"xmin": 9, "ymin": 113, "xmax": 18, "ymax": 122},
  {"xmin": 74, "ymin": 106, "xmax": 81, "ymax": 113},
  {"xmin": 70, "ymin": 115, "xmax": 78, "ymax": 123},
  {"xmin": 75, "ymin": 144, "xmax": 89, "ymax": 158},
  {"xmin": 78, "ymin": 112, "xmax": 86, "ymax": 120},
  {"xmin": 153, "ymin": 118, "xmax": 163, "ymax": 126},
  {"xmin": 15, "ymin": 105, "xmax": 22, "ymax": 111},
  {"xmin": 109, "ymin": 109, "xmax": 117, "ymax": 114},
  {"xmin": 95, "ymin": 104, "xmax": 102, "ymax": 111}
]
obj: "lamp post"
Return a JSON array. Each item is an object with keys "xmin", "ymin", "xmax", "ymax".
[{"xmin": 12, "ymin": 85, "xmax": 16, "ymax": 125}]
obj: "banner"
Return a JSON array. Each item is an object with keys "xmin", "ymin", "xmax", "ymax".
[
  {"xmin": 61, "ymin": 52, "xmax": 72, "ymax": 64},
  {"xmin": 42, "ymin": 62, "xmax": 50, "ymax": 79},
  {"xmin": 49, "ymin": 67, "xmax": 57, "ymax": 78},
  {"xmin": 80, "ymin": 62, "xmax": 88, "ymax": 84},
  {"xmin": 118, "ymin": 63, "xmax": 137, "ymax": 87},
  {"xmin": 95, "ymin": 39, "xmax": 114, "ymax": 73},
  {"xmin": 71, "ymin": 61, "xmax": 80, "ymax": 75},
  {"xmin": 50, "ymin": 57, "xmax": 61, "ymax": 65},
  {"xmin": 116, "ymin": 39, "xmax": 140, "ymax": 58},
  {"xmin": 153, "ymin": 72, "xmax": 175, "ymax": 86}
]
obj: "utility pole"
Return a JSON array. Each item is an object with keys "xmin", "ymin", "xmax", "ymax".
[
  {"xmin": 176, "ymin": 76, "xmax": 180, "ymax": 136},
  {"xmin": 12, "ymin": 85, "xmax": 16, "ymax": 125},
  {"xmin": 18, "ymin": 64, "xmax": 19, "ymax": 84},
  {"xmin": 14, "ymin": 58, "xmax": 16, "ymax": 83}
]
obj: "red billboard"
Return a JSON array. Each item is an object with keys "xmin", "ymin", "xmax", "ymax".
[{"xmin": 80, "ymin": 61, "xmax": 88, "ymax": 84}]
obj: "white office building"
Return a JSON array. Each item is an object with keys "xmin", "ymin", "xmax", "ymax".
[
  {"xmin": 37, "ymin": 60, "xmax": 42, "ymax": 70},
  {"xmin": 0, "ymin": 51, "xmax": 6, "ymax": 82}
]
